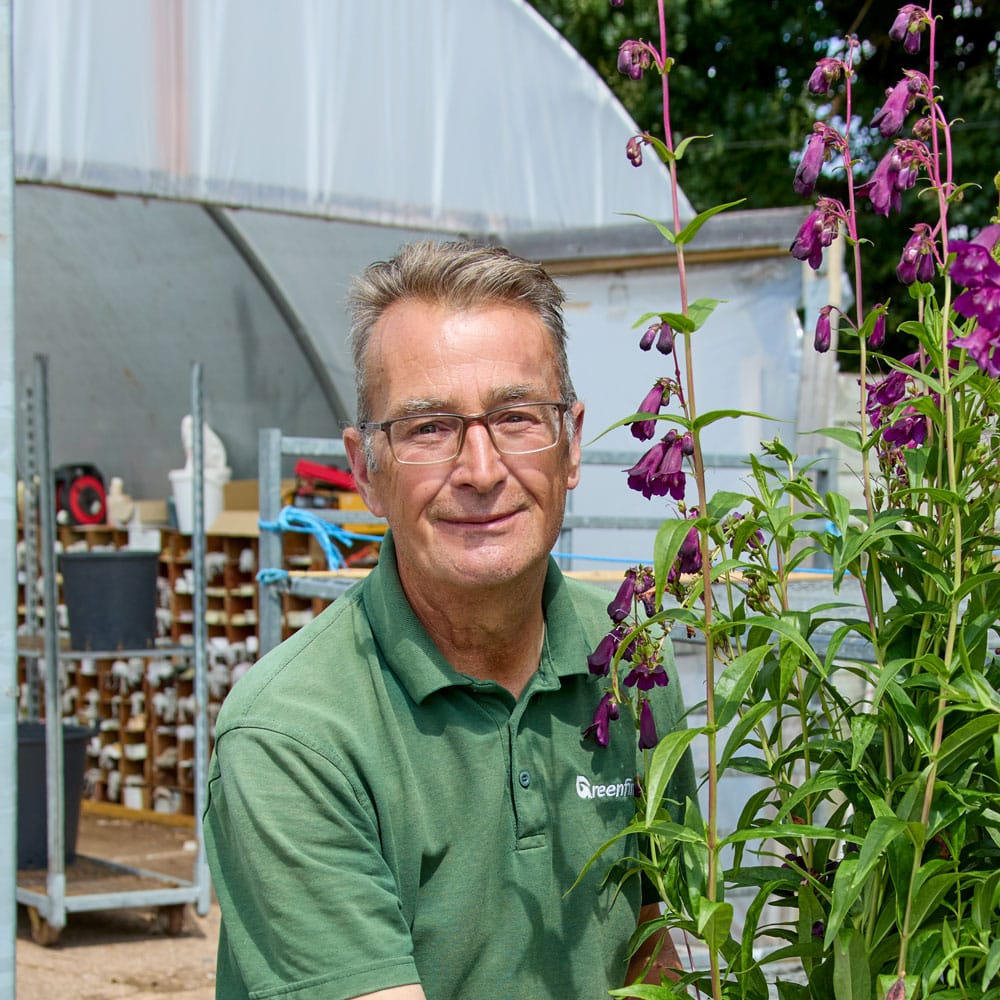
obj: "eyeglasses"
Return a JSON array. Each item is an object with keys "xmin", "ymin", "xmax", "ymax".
[{"xmin": 360, "ymin": 401, "xmax": 569, "ymax": 466}]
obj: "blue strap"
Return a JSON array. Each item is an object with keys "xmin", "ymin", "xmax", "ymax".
[{"xmin": 258, "ymin": 506, "xmax": 380, "ymax": 571}]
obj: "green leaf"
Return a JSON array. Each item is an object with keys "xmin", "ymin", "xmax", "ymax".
[
  {"xmin": 696, "ymin": 897, "xmax": 734, "ymax": 952},
  {"xmin": 833, "ymin": 926, "xmax": 871, "ymax": 1000},
  {"xmin": 674, "ymin": 199, "xmax": 745, "ymax": 246},
  {"xmin": 673, "ymin": 133, "xmax": 713, "ymax": 160},
  {"xmin": 937, "ymin": 715, "xmax": 1000, "ymax": 774},
  {"xmin": 984, "ymin": 937, "xmax": 1000, "ymax": 989},
  {"xmin": 653, "ymin": 518, "xmax": 697, "ymax": 610},
  {"xmin": 693, "ymin": 408, "xmax": 774, "ymax": 430},
  {"xmin": 806, "ymin": 426, "xmax": 863, "ymax": 452},
  {"xmin": 619, "ymin": 211, "xmax": 678, "ymax": 246},
  {"xmin": 714, "ymin": 646, "xmax": 771, "ymax": 730},
  {"xmin": 645, "ymin": 728, "xmax": 701, "ymax": 826}
]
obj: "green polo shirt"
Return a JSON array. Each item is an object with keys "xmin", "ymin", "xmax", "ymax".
[{"xmin": 204, "ymin": 534, "xmax": 694, "ymax": 1000}]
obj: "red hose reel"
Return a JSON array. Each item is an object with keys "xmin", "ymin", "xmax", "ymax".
[{"xmin": 54, "ymin": 463, "xmax": 107, "ymax": 526}]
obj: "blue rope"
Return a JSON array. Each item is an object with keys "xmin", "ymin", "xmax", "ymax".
[{"xmin": 258, "ymin": 506, "xmax": 381, "ymax": 571}]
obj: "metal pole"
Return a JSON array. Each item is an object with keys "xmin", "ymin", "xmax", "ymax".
[
  {"xmin": 190, "ymin": 363, "xmax": 211, "ymax": 915},
  {"xmin": 34, "ymin": 356, "xmax": 66, "ymax": 930},
  {"xmin": 0, "ymin": 0, "xmax": 17, "ymax": 989}
]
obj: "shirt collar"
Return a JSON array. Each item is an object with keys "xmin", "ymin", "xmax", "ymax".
[{"xmin": 361, "ymin": 532, "xmax": 593, "ymax": 704}]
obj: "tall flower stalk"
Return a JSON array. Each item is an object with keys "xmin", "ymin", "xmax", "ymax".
[{"xmin": 580, "ymin": 3, "xmax": 1000, "ymax": 998}]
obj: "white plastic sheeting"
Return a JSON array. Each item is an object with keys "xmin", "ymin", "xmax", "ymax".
[{"xmin": 14, "ymin": 0, "xmax": 692, "ymax": 234}]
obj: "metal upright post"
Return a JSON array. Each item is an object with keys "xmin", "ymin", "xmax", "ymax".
[
  {"xmin": 190, "ymin": 362, "xmax": 212, "ymax": 915},
  {"xmin": 33, "ymin": 355, "xmax": 67, "ymax": 930}
]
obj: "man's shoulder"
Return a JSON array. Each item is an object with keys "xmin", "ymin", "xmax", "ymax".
[{"xmin": 216, "ymin": 582, "xmax": 374, "ymax": 732}]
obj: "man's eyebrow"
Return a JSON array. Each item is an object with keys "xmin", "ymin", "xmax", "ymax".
[{"xmin": 389, "ymin": 385, "xmax": 541, "ymax": 418}]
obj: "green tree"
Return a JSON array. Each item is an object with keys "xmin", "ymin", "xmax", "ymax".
[{"xmin": 527, "ymin": 0, "xmax": 1000, "ymax": 361}]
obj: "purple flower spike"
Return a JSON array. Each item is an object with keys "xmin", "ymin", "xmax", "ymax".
[
  {"xmin": 583, "ymin": 692, "xmax": 621, "ymax": 747},
  {"xmin": 808, "ymin": 57, "xmax": 843, "ymax": 96},
  {"xmin": 630, "ymin": 383, "xmax": 667, "ymax": 441},
  {"xmin": 889, "ymin": 5, "xmax": 929, "ymax": 55},
  {"xmin": 870, "ymin": 71, "xmax": 929, "ymax": 138},
  {"xmin": 814, "ymin": 305, "xmax": 833, "ymax": 353},
  {"xmin": 858, "ymin": 143, "xmax": 924, "ymax": 217},
  {"xmin": 638, "ymin": 699, "xmax": 658, "ymax": 750}
]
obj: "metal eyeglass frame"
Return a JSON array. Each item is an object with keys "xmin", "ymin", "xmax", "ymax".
[{"xmin": 359, "ymin": 401, "xmax": 569, "ymax": 465}]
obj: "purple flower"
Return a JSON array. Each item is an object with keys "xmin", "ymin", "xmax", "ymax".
[
  {"xmin": 609, "ymin": 0, "xmax": 624, "ymax": 7},
  {"xmin": 607, "ymin": 570, "xmax": 637, "ymax": 623},
  {"xmin": 618, "ymin": 40, "xmax": 651, "ymax": 81},
  {"xmin": 627, "ymin": 135, "xmax": 644, "ymax": 168},
  {"xmin": 638, "ymin": 699, "xmax": 658, "ymax": 750},
  {"xmin": 897, "ymin": 223, "xmax": 936, "ymax": 284},
  {"xmin": 814, "ymin": 305, "xmax": 833, "ymax": 353},
  {"xmin": 790, "ymin": 198, "xmax": 842, "ymax": 270},
  {"xmin": 675, "ymin": 525, "xmax": 702, "ymax": 576},
  {"xmin": 870, "ymin": 71, "xmax": 929, "ymax": 138},
  {"xmin": 636, "ymin": 568, "xmax": 657, "ymax": 617},
  {"xmin": 794, "ymin": 131, "xmax": 827, "ymax": 198},
  {"xmin": 949, "ymin": 225, "xmax": 1000, "ymax": 376},
  {"xmin": 656, "ymin": 324, "xmax": 675, "ymax": 354},
  {"xmin": 808, "ymin": 57, "xmax": 843, "ymax": 96},
  {"xmin": 626, "ymin": 432, "xmax": 687, "ymax": 501},
  {"xmin": 630, "ymin": 382, "xmax": 667, "ymax": 441},
  {"xmin": 869, "ymin": 308, "xmax": 887, "ymax": 350},
  {"xmin": 858, "ymin": 143, "xmax": 923, "ymax": 217},
  {"xmin": 883, "ymin": 408, "xmax": 928, "ymax": 449},
  {"xmin": 793, "ymin": 125, "xmax": 843, "ymax": 198},
  {"xmin": 583, "ymin": 692, "xmax": 621, "ymax": 747},
  {"xmin": 624, "ymin": 653, "xmax": 670, "ymax": 692},
  {"xmin": 889, "ymin": 5, "xmax": 929, "ymax": 55},
  {"xmin": 587, "ymin": 626, "xmax": 625, "ymax": 676}
]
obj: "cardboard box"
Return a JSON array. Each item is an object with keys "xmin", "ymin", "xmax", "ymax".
[{"xmin": 222, "ymin": 478, "xmax": 296, "ymax": 510}]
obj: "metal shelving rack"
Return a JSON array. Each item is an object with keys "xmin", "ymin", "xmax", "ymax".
[{"xmin": 14, "ymin": 356, "xmax": 212, "ymax": 944}]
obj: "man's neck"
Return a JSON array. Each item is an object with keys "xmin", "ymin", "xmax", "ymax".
[{"xmin": 398, "ymin": 568, "xmax": 548, "ymax": 700}]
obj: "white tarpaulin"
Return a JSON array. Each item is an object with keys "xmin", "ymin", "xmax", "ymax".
[{"xmin": 14, "ymin": 0, "xmax": 693, "ymax": 233}]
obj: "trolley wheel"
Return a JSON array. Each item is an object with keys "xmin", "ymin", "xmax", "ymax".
[
  {"xmin": 159, "ymin": 903, "xmax": 186, "ymax": 935},
  {"xmin": 27, "ymin": 907, "xmax": 61, "ymax": 946}
]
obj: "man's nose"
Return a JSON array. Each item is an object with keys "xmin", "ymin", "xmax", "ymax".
[{"xmin": 453, "ymin": 420, "xmax": 506, "ymax": 489}]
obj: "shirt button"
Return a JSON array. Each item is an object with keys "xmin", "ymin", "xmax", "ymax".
[{"xmin": 518, "ymin": 769, "xmax": 531, "ymax": 788}]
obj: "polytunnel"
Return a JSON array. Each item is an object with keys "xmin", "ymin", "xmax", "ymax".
[{"xmin": 11, "ymin": 0, "xmax": 695, "ymax": 498}]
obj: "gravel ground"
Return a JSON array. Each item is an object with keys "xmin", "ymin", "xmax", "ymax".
[{"xmin": 15, "ymin": 809, "xmax": 220, "ymax": 999}]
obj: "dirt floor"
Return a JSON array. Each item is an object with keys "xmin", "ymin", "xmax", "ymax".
[{"xmin": 15, "ymin": 806, "xmax": 220, "ymax": 999}]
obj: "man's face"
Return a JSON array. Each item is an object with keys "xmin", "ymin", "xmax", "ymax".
[{"xmin": 344, "ymin": 299, "xmax": 583, "ymax": 599}]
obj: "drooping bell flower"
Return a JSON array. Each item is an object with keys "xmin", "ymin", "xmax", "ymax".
[
  {"xmin": 587, "ymin": 625, "xmax": 625, "ymax": 676},
  {"xmin": 676, "ymin": 525, "xmax": 702, "ymax": 575},
  {"xmin": 638, "ymin": 322, "xmax": 660, "ymax": 351},
  {"xmin": 627, "ymin": 135, "xmax": 644, "ymax": 168},
  {"xmin": 869, "ymin": 308, "xmax": 887, "ymax": 350},
  {"xmin": 896, "ymin": 223, "xmax": 936, "ymax": 285},
  {"xmin": 793, "ymin": 125, "xmax": 843, "ymax": 198},
  {"xmin": 630, "ymin": 382, "xmax": 667, "ymax": 441},
  {"xmin": 808, "ymin": 57, "xmax": 843, "ymax": 96},
  {"xmin": 626, "ymin": 431, "xmax": 687, "ymax": 501},
  {"xmin": 656, "ymin": 324, "xmax": 675, "ymax": 355},
  {"xmin": 883, "ymin": 408, "xmax": 929, "ymax": 449},
  {"xmin": 790, "ymin": 198, "xmax": 842, "ymax": 270},
  {"xmin": 814, "ymin": 306, "xmax": 833, "ymax": 353},
  {"xmin": 618, "ymin": 40, "xmax": 651, "ymax": 81},
  {"xmin": 607, "ymin": 570, "xmax": 637, "ymax": 623},
  {"xmin": 870, "ymin": 71, "xmax": 929, "ymax": 138},
  {"xmin": 638, "ymin": 698, "xmax": 658, "ymax": 750},
  {"xmin": 889, "ymin": 5, "xmax": 929, "ymax": 55},
  {"xmin": 583, "ymin": 692, "xmax": 621, "ymax": 747},
  {"xmin": 858, "ymin": 142, "xmax": 923, "ymax": 217},
  {"xmin": 949, "ymin": 225, "xmax": 1000, "ymax": 376}
]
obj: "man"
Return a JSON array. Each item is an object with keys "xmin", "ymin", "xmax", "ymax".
[{"xmin": 204, "ymin": 241, "xmax": 694, "ymax": 999}]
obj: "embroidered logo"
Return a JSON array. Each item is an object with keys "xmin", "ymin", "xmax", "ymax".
[{"xmin": 575, "ymin": 774, "xmax": 635, "ymax": 800}]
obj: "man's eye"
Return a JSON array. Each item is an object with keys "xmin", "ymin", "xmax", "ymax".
[{"xmin": 406, "ymin": 419, "xmax": 450, "ymax": 438}]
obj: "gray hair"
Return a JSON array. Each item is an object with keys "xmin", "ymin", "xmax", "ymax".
[{"xmin": 349, "ymin": 240, "xmax": 577, "ymax": 432}]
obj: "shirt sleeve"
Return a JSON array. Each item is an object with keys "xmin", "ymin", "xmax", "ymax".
[{"xmin": 204, "ymin": 725, "xmax": 421, "ymax": 1000}]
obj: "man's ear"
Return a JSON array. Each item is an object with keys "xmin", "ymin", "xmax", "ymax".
[
  {"xmin": 566, "ymin": 402, "xmax": 585, "ymax": 491},
  {"xmin": 343, "ymin": 427, "xmax": 386, "ymax": 517}
]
